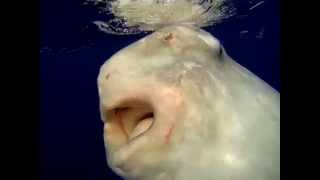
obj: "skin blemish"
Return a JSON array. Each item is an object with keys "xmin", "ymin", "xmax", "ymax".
[
  {"xmin": 164, "ymin": 33, "xmax": 173, "ymax": 41},
  {"xmin": 164, "ymin": 124, "xmax": 174, "ymax": 144},
  {"xmin": 163, "ymin": 33, "xmax": 175, "ymax": 44},
  {"xmin": 105, "ymin": 73, "xmax": 110, "ymax": 79}
]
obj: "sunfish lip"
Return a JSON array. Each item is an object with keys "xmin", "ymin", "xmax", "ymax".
[
  {"xmin": 128, "ymin": 116, "xmax": 154, "ymax": 140},
  {"xmin": 110, "ymin": 123, "xmax": 153, "ymax": 175}
]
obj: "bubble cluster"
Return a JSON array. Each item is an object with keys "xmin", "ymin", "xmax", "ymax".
[{"xmin": 87, "ymin": 0, "xmax": 235, "ymax": 35}]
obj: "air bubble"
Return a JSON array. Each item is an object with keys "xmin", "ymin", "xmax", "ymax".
[{"xmin": 87, "ymin": 0, "xmax": 236, "ymax": 35}]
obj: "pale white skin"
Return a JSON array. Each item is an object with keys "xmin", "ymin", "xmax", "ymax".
[{"xmin": 97, "ymin": 25, "xmax": 280, "ymax": 180}]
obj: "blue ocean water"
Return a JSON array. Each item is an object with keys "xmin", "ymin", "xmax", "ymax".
[{"xmin": 40, "ymin": 0, "xmax": 279, "ymax": 180}]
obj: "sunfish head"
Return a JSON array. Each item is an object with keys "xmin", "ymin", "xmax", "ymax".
[{"xmin": 97, "ymin": 25, "xmax": 280, "ymax": 180}]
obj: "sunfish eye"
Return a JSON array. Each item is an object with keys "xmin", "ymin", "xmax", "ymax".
[{"xmin": 219, "ymin": 46, "xmax": 223, "ymax": 57}]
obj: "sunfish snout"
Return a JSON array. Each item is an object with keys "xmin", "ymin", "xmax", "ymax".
[{"xmin": 98, "ymin": 72, "xmax": 186, "ymax": 178}]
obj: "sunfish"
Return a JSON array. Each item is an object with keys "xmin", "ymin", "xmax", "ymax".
[{"xmin": 97, "ymin": 25, "xmax": 280, "ymax": 180}]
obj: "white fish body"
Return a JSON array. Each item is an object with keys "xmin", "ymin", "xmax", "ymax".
[{"xmin": 97, "ymin": 25, "xmax": 279, "ymax": 180}]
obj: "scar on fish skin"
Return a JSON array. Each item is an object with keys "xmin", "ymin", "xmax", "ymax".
[
  {"xmin": 165, "ymin": 124, "xmax": 174, "ymax": 144},
  {"xmin": 105, "ymin": 73, "xmax": 110, "ymax": 79},
  {"xmin": 164, "ymin": 33, "xmax": 175, "ymax": 44}
]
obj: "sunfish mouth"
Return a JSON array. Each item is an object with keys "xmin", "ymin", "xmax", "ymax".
[
  {"xmin": 103, "ymin": 98, "xmax": 156, "ymax": 145},
  {"xmin": 114, "ymin": 107, "xmax": 154, "ymax": 141}
]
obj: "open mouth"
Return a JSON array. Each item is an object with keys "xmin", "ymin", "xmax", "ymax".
[{"xmin": 104, "ymin": 99, "xmax": 155, "ymax": 142}]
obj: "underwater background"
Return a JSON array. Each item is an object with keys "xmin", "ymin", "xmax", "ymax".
[{"xmin": 40, "ymin": 0, "xmax": 279, "ymax": 180}]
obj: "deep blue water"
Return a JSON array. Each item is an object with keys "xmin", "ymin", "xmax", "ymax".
[{"xmin": 40, "ymin": 0, "xmax": 279, "ymax": 180}]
